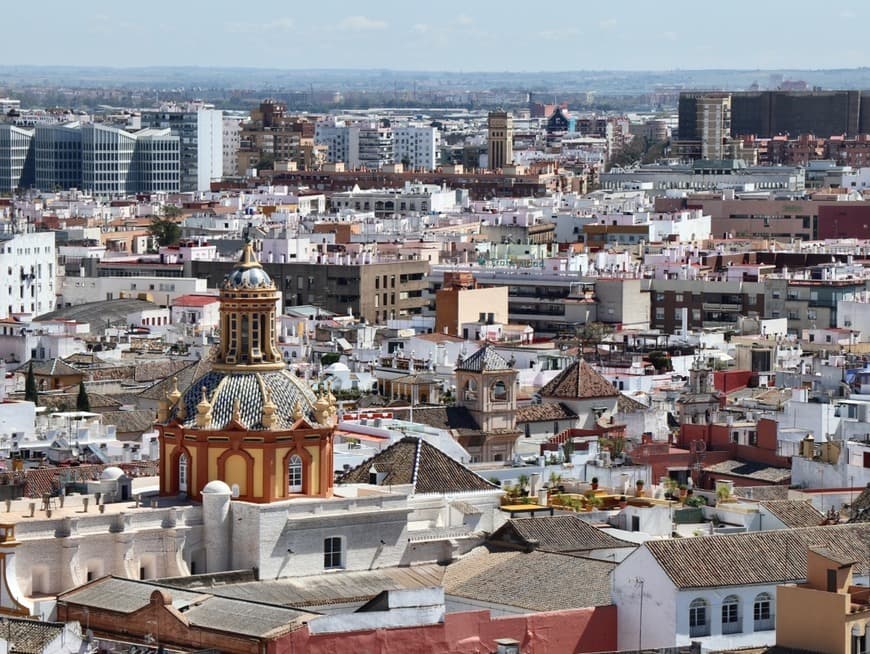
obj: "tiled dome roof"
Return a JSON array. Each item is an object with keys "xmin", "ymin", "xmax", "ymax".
[
  {"xmin": 222, "ymin": 265, "xmax": 273, "ymax": 290},
  {"xmin": 171, "ymin": 369, "xmax": 317, "ymax": 430}
]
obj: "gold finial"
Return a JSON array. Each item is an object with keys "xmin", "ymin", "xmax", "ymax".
[
  {"xmin": 168, "ymin": 376, "xmax": 181, "ymax": 404},
  {"xmin": 195, "ymin": 386, "xmax": 212, "ymax": 428},
  {"xmin": 262, "ymin": 387, "xmax": 277, "ymax": 429},
  {"xmin": 292, "ymin": 400, "xmax": 303, "ymax": 422},
  {"xmin": 236, "ymin": 240, "xmax": 261, "ymax": 269},
  {"xmin": 231, "ymin": 397, "xmax": 242, "ymax": 424}
]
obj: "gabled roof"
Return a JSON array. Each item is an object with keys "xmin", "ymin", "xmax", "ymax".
[
  {"xmin": 848, "ymin": 486, "xmax": 870, "ymax": 523},
  {"xmin": 443, "ymin": 546, "xmax": 615, "ymax": 611},
  {"xmin": 539, "ymin": 359, "xmax": 619, "ymax": 400},
  {"xmin": 2, "ymin": 617, "xmax": 68, "ymax": 654},
  {"xmin": 57, "ymin": 576, "xmax": 314, "ymax": 638},
  {"xmin": 24, "ymin": 358, "xmax": 84, "ymax": 378},
  {"xmin": 515, "ymin": 402, "xmax": 577, "ymax": 423},
  {"xmin": 489, "ymin": 515, "xmax": 636, "ymax": 554},
  {"xmin": 759, "ymin": 500, "xmax": 825, "ymax": 528},
  {"xmin": 138, "ymin": 355, "xmax": 213, "ymax": 401},
  {"xmin": 455, "ymin": 345, "xmax": 512, "ymax": 373},
  {"xmin": 643, "ymin": 523, "xmax": 870, "ymax": 589},
  {"xmin": 339, "ymin": 436, "xmax": 497, "ymax": 494},
  {"xmin": 392, "ymin": 406, "xmax": 480, "ymax": 432}
]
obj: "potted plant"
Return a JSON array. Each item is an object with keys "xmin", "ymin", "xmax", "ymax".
[
  {"xmin": 517, "ymin": 474, "xmax": 530, "ymax": 497},
  {"xmin": 635, "ymin": 479, "xmax": 645, "ymax": 497},
  {"xmin": 591, "ymin": 476, "xmax": 599, "ymax": 491},
  {"xmin": 679, "ymin": 483, "xmax": 688, "ymax": 499},
  {"xmin": 588, "ymin": 494, "xmax": 603, "ymax": 511}
]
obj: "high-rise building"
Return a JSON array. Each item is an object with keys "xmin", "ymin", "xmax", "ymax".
[
  {"xmin": 139, "ymin": 103, "xmax": 223, "ymax": 192},
  {"xmin": 132, "ymin": 128, "xmax": 182, "ymax": 193},
  {"xmin": 393, "ymin": 125, "xmax": 440, "ymax": 171},
  {"xmin": 34, "ymin": 123, "xmax": 82, "ymax": 191},
  {"xmin": 0, "ymin": 125, "xmax": 34, "ymax": 192},
  {"xmin": 487, "ymin": 111, "xmax": 513, "ymax": 170},
  {"xmin": 697, "ymin": 94, "xmax": 731, "ymax": 160},
  {"xmin": 222, "ymin": 114, "xmax": 243, "ymax": 177},
  {"xmin": 357, "ymin": 122, "xmax": 393, "ymax": 170}
]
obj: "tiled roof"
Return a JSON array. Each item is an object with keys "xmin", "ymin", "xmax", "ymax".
[
  {"xmin": 25, "ymin": 358, "xmax": 84, "ymax": 378},
  {"xmin": 194, "ymin": 565, "xmax": 445, "ymax": 609},
  {"xmin": 57, "ymin": 577, "xmax": 314, "ymax": 638},
  {"xmin": 759, "ymin": 500, "xmax": 825, "ymax": 528},
  {"xmin": 848, "ymin": 486, "xmax": 870, "ymax": 523},
  {"xmin": 3, "ymin": 618, "xmax": 68, "ymax": 654},
  {"xmin": 489, "ymin": 515, "xmax": 636, "ymax": 554},
  {"xmin": 173, "ymin": 294, "xmax": 220, "ymax": 307},
  {"xmin": 704, "ymin": 459, "xmax": 791, "ymax": 483},
  {"xmin": 38, "ymin": 392, "xmax": 123, "ymax": 410},
  {"xmin": 171, "ymin": 369, "xmax": 318, "ymax": 430},
  {"xmin": 734, "ymin": 485, "xmax": 792, "ymax": 501},
  {"xmin": 455, "ymin": 345, "xmax": 512, "ymax": 372},
  {"xmin": 515, "ymin": 402, "xmax": 577, "ymax": 423},
  {"xmin": 643, "ymin": 523, "xmax": 870, "ymax": 589},
  {"xmin": 539, "ymin": 360, "xmax": 619, "ymax": 400},
  {"xmin": 443, "ymin": 546, "xmax": 615, "ymax": 610},
  {"xmin": 100, "ymin": 409, "xmax": 158, "ymax": 436},
  {"xmin": 138, "ymin": 355, "xmax": 213, "ymax": 401},
  {"xmin": 339, "ymin": 436, "xmax": 497, "ymax": 494},
  {"xmin": 392, "ymin": 406, "xmax": 480, "ymax": 432},
  {"xmin": 616, "ymin": 393, "xmax": 648, "ymax": 412}
]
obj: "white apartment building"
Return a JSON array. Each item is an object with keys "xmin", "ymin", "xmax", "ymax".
[
  {"xmin": 139, "ymin": 102, "xmax": 223, "ymax": 192},
  {"xmin": 393, "ymin": 125, "xmax": 440, "ymax": 171},
  {"xmin": 222, "ymin": 114, "xmax": 244, "ymax": 177},
  {"xmin": 0, "ymin": 229, "xmax": 56, "ymax": 319}
]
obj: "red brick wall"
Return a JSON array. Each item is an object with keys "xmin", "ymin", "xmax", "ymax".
[
  {"xmin": 284, "ymin": 606, "xmax": 618, "ymax": 653},
  {"xmin": 713, "ymin": 370, "xmax": 753, "ymax": 394}
]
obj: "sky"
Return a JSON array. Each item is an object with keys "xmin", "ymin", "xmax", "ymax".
[{"xmin": 2, "ymin": 0, "xmax": 869, "ymax": 71}]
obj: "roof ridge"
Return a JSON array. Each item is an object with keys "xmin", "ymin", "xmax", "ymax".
[{"xmin": 410, "ymin": 436, "xmax": 422, "ymax": 492}]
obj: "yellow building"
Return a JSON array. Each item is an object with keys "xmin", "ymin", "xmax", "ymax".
[
  {"xmin": 158, "ymin": 241, "xmax": 336, "ymax": 503},
  {"xmin": 777, "ymin": 547, "xmax": 870, "ymax": 654}
]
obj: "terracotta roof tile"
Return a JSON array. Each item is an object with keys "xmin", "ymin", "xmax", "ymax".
[
  {"xmin": 515, "ymin": 402, "xmax": 577, "ymax": 423},
  {"xmin": 539, "ymin": 359, "xmax": 619, "ymax": 400},
  {"xmin": 455, "ymin": 345, "xmax": 512, "ymax": 372},
  {"xmin": 339, "ymin": 436, "xmax": 497, "ymax": 494},
  {"xmin": 444, "ymin": 546, "xmax": 615, "ymax": 610},
  {"xmin": 490, "ymin": 515, "xmax": 636, "ymax": 553},
  {"xmin": 644, "ymin": 523, "xmax": 870, "ymax": 589},
  {"xmin": 759, "ymin": 500, "xmax": 825, "ymax": 528}
]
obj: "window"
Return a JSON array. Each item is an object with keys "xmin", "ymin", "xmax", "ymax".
[
  {"xmin": 722, "ymin": 595, "xmax": 741, "ymax": 634},
  {"xmin": 324, "ymin": 536, "xmax": 343, "ymax": 569},
  {"xmin": 689, "ymin": 598, "xmax": 710, "ymax": 637},
  {"xmin": 491, "ymin": 380, "xmax": 508, "ymax": 401},
  {"xmin": 753, "ymin": 593, "xmax": 773, "ymax": 630},
  {"xmin": 178, "ymin": 453, "xmax": 189, "ymax": 492},
  {"xmin": 288, "ymin": 454, "xmax": 302, "ymax": 493}
]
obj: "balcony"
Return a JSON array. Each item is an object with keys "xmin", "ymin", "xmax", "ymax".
[{"xmin": 701, "ymin": 302, "xmax": 742, "ymax": 312}]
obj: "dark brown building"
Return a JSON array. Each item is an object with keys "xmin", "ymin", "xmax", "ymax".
[{"xmin": 191, "ymin": 258, "xmax": 429, "ymax": 325}]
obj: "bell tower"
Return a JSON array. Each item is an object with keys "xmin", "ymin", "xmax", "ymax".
[{"xmin": 214, "ymin": 240, "xmax": 284, "ymax": 372}]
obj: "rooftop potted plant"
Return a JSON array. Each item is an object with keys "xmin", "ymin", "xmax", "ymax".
[{"xmin": 635, "ymin": 479, "xmax": 645, "ymax": 498}]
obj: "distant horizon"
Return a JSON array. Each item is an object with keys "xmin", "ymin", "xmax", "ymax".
[{"xmin": 2, "ymin": 0, "xmax": 868, "ymax": 72}]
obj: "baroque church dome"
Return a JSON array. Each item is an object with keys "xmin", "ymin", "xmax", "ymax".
[{"xmin": 166, "ymin": 240, "xmax": 324, "ymax": 429}]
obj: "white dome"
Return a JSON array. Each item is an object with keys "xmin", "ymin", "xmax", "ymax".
[
  {"xmin": 202, "ymin": 480, "xmax": 232, "ymax": 495},
  {"xmin": 325, "ymin": 362, "xmax": 350, "ymax": 373},
  {"xmin": 100, "ymin": 466, "xmax": 125, "ymax": 481}
]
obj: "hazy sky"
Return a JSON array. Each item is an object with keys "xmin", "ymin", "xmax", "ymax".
[{"xmin": 2, "ymin": 0, "xmax": 869, "ymax": 71}]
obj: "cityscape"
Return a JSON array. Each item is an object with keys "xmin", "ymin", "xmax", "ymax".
[{"xmin": 0, "ymin": 2, "xmax": 869, "ymax": 654}]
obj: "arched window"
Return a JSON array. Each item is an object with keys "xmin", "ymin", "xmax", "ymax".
[
  {"xmin": 288, "ymin": 454, "xmax": 303, "ymax": 493},
  {"xmin": 491, "ymin": 380, "xmax": 508, "ymax": 401},
  {"xmin": 464, "ymin": 379, "xmax": 477, "ymax": 401},
  {"xmin": 721, "ymin": 595, "xmax": 741, "ymax": 634},
  {"xmin": 178, "ymin": 452, "xmax": 189, "ymax": 493},
  {"xmin": 753, "ymin": 592, "xmax": 774, "ymax": 631},
  {"xmin": 689, "ymin": 598, "xmax": 710, "ymax": 637}
]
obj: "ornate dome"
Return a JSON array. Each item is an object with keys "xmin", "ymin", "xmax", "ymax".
[
  {"xmin": 222, "ymin": 265, "xmax": 273, "ymax": 290},
  {"xmin": 220, "ymin": 240, "xmax": 275, "ymax": 291},
  {"xmin": 171, "ymin": 369, "xmax": 319, "ymax": 430}
]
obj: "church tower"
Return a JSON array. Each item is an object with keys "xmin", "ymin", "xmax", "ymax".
[{"xmin": 157, "ymin": 241, "xmax": 336, "ymax": 503}]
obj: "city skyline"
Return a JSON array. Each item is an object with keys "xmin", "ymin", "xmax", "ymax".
[{"xmin": 3, "ymin": 0, "xmax": 869, "ymax": 72}]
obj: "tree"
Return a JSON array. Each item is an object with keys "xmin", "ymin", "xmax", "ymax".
[
  {"xmin": 76, "ymin": 380, "xmax": 91, "ymax": 412},
  {"xmin": 24, "ymin": 362, "xmax": 38, "ymax": 405},
  {"xmin": 148, "ymin": 216, "xmax": 181, "ymax": 248}
]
